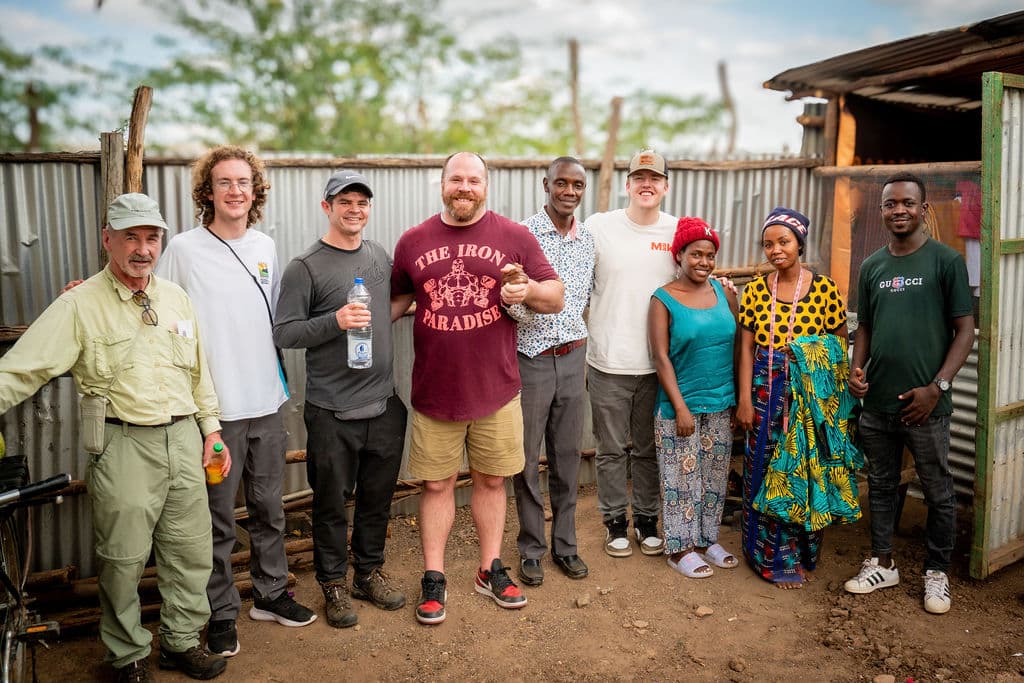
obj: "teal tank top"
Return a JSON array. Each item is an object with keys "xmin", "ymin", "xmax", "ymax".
[{"xmin": 652, "ymin": 278, "xmax": 736, "ymax": 417}]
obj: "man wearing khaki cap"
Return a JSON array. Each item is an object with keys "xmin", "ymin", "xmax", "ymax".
[
  {"xmin": 0, "ymin": 193, "xmax": 230, "ymax": 681},
  {"xmin": 584, "ymin": 150, "xmax": 677, "ymax": 560}
]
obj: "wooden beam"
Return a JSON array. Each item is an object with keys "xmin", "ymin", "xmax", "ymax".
[
  {"xmin": 829, "ymin": 97, "xmax": 856, "ymax": 300},
  {"xmin": 843, "ymin": 41, "xmax": 1024, "ymax": 93},
  {"xmin": 569, "ymin": 39, "xmax": 583, "ymax": 157},
  {"xmin": 814, "ymin": 160, "xmax": 981, "ymax": 178},
  {"xmin": 796, "ymin": 114, "xmax": 825, "ymax": 129},
  {"xmin": 823, "ymin": 98, "xmax": 839, "ymax": 167},
  {"xmin": 596, "ymin": 96, "xmax": 623, "ymax": 213},
  {"xmin": 124, "ymin": 85, "xmax": 153, "ymax": 193},
  {"xmin": 99, "ymin": 132, "xmax": 124, "ymax": 225}
]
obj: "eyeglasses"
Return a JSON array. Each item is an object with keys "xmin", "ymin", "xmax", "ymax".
[
  {"xmin": 213, "ymin": 179, "xmax": 253, "ymax": 192},
  {"xmin": 132, "ymin": 290, "xmax": 159, "ymax": 327}
]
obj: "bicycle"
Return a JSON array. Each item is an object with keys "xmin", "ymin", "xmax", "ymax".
[{"xmin": 0, "ymin": 455, "xmax": 70, "ymax": 683}]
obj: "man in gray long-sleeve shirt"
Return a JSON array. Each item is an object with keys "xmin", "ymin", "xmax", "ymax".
[{"xmin": 273, "ymin": 170, "xmax": 407, "ymax": 629}]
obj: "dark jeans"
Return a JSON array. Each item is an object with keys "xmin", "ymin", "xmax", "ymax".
[
  {"xmin": 304, "ymin": 395, "xmax": 407, "ymax": 582},
  {"xmin": 859, "ymin": 410, "xmax": 955, "ymax": 572}
]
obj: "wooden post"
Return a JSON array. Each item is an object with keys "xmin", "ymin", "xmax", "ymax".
[
  {"xmin": 569, "ymin": 39, "xmax": 584, "ymax": 157},
  {"xmin": 717, "ymin": 60, "xmax": 736, "ymax": 156},
  {"xmin": 596, "ymin": 96, "xmax": 623, "ymax": 213},
  {"xmin": 124, "ymin": 85, "xmax": 153, "ymax": 193},
  {"xmin": 99, "ymin": 131, "xmax": 124, "ymax": 266}
]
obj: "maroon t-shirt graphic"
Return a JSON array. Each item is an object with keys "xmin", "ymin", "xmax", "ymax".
[{"xmin": 392, "ymin": 211, "xmax": 558, "ymax": 421}]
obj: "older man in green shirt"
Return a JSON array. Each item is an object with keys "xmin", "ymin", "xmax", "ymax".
[{"xmin": 0, "ymin": 193, "xmax": 231, "ymax": 682}]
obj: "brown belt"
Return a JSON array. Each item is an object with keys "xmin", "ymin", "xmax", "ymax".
[
  {"xmin": 537, "ymin": 339, "xmax": 586, "ymax": 357},
  {"xmin": 105, "ymin": 415, "xmax": 192, "ymax": 428}
]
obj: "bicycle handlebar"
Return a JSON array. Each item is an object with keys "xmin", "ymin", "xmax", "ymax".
[{"xmin": 0, "ymin": 474, "xmax": 72, "ymax": 508}]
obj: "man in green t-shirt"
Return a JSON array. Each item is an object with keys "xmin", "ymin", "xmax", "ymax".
[{"xmin": 843, "ymin": 172, "xmax": 975, "ymax": 616}]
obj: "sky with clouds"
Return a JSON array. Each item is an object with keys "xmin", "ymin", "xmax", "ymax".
[{"xmin": 2, "ymin": 0, "xmax": 1022, "ymax": 155}]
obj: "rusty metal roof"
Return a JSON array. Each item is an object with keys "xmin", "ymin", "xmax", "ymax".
[{"xmin": 764, "ymin": 11, "xmax": 1024, "ymax": 110}]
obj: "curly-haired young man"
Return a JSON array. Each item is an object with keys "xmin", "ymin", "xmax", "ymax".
[{"xmin": 157, "ymin": 146, "xmax": 316, "ymax": 659}]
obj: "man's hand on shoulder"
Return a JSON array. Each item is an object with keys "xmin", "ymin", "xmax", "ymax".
[{"xmin": 713, "ymin": 275, "xmax": 738, "ymax": 296}]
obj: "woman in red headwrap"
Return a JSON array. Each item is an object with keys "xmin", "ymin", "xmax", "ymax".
[
  {"xmin": 735, "ymin": 207, "xmax": 851, "ymax": 588},
  {"xmin": 648, "ymin": 217, "xmax": 739, "ymax": 579}
]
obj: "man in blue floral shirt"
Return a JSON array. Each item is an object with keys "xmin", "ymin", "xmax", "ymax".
[{"xmin": 507, "ymin": 157, "xmax": 594, "ymax": 586}]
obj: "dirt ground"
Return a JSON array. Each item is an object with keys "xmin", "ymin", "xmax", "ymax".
[{"xmin": 33, "ymin": 483, "xmax": 1024, "ymax": 683}]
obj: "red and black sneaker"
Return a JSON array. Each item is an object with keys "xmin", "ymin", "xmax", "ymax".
[
  {"xmin": 415, "ymin": 570, "xmax": 447, "ymax": 625},
  {"xmin": 474, "ymin": 559, "xmax": 528, "ymax": 609}
]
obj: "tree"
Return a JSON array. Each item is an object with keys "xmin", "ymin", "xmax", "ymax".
[
  {"xmin": 0, "ymin": 39, "xmax": 106, "ymax": 152},
  {"xmin": 142, "ymin": 0, "xmax": 528, "ymax": 153},
  {"xmin": 142, "ymin": 0, "xmax": 725, "ymax": 156}
]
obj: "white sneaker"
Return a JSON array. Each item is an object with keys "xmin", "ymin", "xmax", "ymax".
[
  {"xmin": 923, "ymin": 570, "xmax": 951, "ymax": 614},
  {"xmin": 633, "ymin": 516, "xmax": 664, "ymax": 556},
  {"xmin": 604, "ymin": 516, "xmax": 632, "ymax": 558},
  {"xmin": 844, "ymin": 557, "xmax": 900, "ymax": 594}
]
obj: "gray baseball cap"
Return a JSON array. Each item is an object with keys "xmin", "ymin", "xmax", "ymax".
[
  {"xmin": 323, "ymin": 170, "xmax": 373, "ymax": 200},
  {"xmin": 107, "ymin": 193, "xmax": 170, "ymax": 230}
]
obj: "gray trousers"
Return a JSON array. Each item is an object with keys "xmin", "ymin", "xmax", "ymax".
[
  {"xmin": 588, "ymin": 366, "xmax": 661, "ymax": 522},
  {"xmin": 513, "ymin": 344, "xmax": 586, "ymax": 559},
  {"xmin": 207, "ymin": 413, "xmax": 289, "ymax": 621}
]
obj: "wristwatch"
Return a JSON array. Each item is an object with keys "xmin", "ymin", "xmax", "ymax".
[{"xmin": 934, "ymin": 378, "xmax": 951, "ymax": 392}]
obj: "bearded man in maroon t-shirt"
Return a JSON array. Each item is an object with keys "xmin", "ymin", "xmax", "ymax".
[{"xmin": 391, "ymin": 152, "xmax": 564, "ymax": 625}]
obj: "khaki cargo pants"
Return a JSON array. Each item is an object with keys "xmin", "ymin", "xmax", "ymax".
[{"xmin": 86, "ymin": 417, "xmax": 212, "ymax": 668}]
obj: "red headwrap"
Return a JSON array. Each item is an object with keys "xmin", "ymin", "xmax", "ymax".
[{"xmin": 671, "ymin": 216, "xmax": 720, "ymax": 260}]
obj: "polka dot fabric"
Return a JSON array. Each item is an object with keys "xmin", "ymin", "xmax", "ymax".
[{"xmin": 739, "ymin": 273, "xmax": 846, "ymax": 349}]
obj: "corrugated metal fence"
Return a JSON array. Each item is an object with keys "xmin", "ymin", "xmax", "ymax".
[{"xmin": 1, "ymin": 154, "xmax": 825, "ymax": 575}]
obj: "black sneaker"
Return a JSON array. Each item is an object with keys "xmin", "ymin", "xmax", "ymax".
[
  {"xmin": 205, "ymin": 619, "xmax": 239, "ymax": 658},
  {"xmin": 115, "ymin": 658, "xmax": 153, "ymax": 683},
  {"xmin": 474, "ymin": 558, "xmax": 527, "ymax": 609},
  {"xmin": 604, "ymin": 514, "xmax": 632, "ymax": 557},
  {"xmin": 158, "ymin": 645, "xmax": 226, "ymax": 680},
  {"xmin": 633, "ymin": 514, "xmax": 664, "ymax": 556},
  {"xmin": 353, "ymin": 567, "xmax": 406, "ymax": 610},
  {"xmin": 249, "ymin": 592, "xmax": 317, "ymax": 627},
  {"xmin": 320, "ymin": 579, "xmax": 358, "ymax": 628},
  {"xmin": 415, "ymin": 570, "xmax": 447, "ymax": 625}
]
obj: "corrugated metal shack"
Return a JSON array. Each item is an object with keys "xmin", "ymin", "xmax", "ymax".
[
  {"xmin": 763, "ymin": 10, "xmax": 1024, "ymax": 578},
  {"xmin": 0, "ymin": 153, "xmax": 824, "ymax": 577}
]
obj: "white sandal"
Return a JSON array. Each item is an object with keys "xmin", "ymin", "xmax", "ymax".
[
  {"xmin": 667, "ymin": 551, "xmax": 714, "ymax": 578},
  {"xmin": 703, "ymin": 543, "xmax": 738, "ymax": 569}
]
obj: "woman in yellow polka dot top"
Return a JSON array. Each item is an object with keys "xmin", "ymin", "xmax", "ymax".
[{"xmin": 735, "ymin": 207, "xmax": 848, "ymax": 588}]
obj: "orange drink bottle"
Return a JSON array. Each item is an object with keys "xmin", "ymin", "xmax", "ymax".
[{"xmin": 206, "ymin": 442, "xmax": 225, "ymax": 485}]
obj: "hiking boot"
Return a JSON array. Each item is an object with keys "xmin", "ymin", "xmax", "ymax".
[
  {"xmin": 844, "ymin": 557, "xmax": 900, "ymax": 594},
  {"xmin": 115, "ymin": 658, "xmax": 153, "ymax": 683},
  {"xmin": 633, "ymin": 514, "xmax": 664, "ymax": 555},
  {"xmin": 205, "ymin": 619, "xmax": 239, "ymax": 658},
  {"xmin": 604, "ymin": 514, "xmax": 632, "ymax": 557},
  {"xmin": 353, "ymin": 567, "xmax": 406, "ymax": 610},
  {"xmin": 474, "ymin": 558, "xmax": 528, "ymax": 609},
  {"xmin": 249, "ymin": 592, "xmax": 317, "ymax": 627},
  {"xmin": 416, "ymin": 570, "xmax": 448, "ymax": 625},
  {"xmin": 320, "ymin": 579, "xmax": 358, "ymax": 628},
  {"xmin": 158, "ymin": 645, "xmax": 226, "ymax": 680},
  {"xmin": 923, "ymin": 570, "xmax": 951, "ymax": 614}
]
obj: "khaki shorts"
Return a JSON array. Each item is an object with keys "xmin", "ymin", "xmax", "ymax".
[{"xmin": 409, "ymin": 395, "xmax": 525, "ymax": 480}]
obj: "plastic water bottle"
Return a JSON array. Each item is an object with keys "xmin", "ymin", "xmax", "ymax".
[
  {"xmin": 347, "ymin": 277, "xmax": 373, "ymax": 369},
  {"xmin": 206, "ymin": 442, "xmax": 225, "ymax": 485}
]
